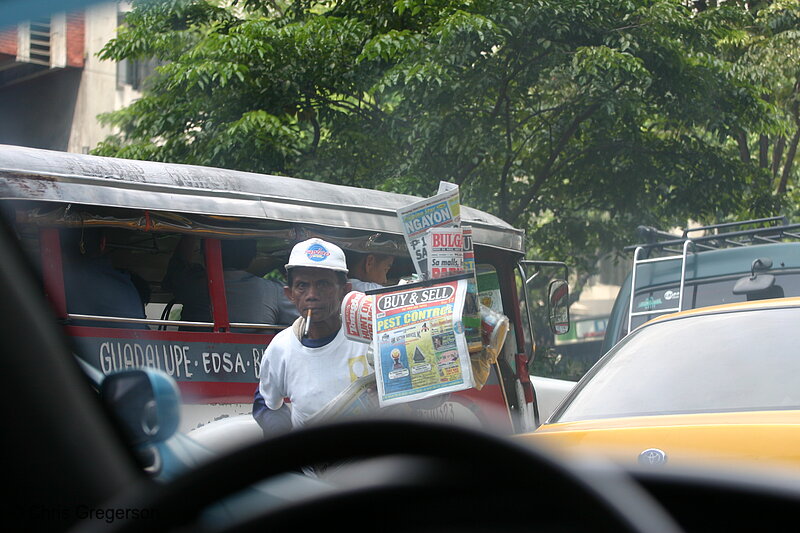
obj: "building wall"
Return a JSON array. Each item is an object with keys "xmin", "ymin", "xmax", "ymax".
[
  {"xmin": 65, "ymin": 11, "xmax": 85, "ymax": 68},
  {"xmin": 0, "ymin": 2, "xmax": 140, "ymax": 154},
  {"xmin": 67, "ymin": 2, "xmax": 120, "ymax": 154}
]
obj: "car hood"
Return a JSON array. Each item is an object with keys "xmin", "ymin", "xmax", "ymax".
[{"xmin": 519, "ymin": 410, "xmax": 800, "ymax": 471}]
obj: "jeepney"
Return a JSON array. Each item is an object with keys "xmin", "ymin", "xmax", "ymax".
[{"xmin": 0, "ymin": 144, "xmax": 566, "ymax": 433}]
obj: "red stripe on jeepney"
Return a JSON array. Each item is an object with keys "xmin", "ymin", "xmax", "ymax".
[{"xmin": 178, "ymin": 381, "xmax": 258, "ymax": 403}]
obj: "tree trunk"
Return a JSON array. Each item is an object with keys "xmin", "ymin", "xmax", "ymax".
[
  {"xmin": 777, "ymin": 82, "xmax": 800, "ymax": 194},
  {"xmin": 736, "ymin": 131, "xmax": 751, "ymax": 163},
  {"xmin": 771, "ymin": 136, "xmax": 786, "ymax": 177},
  {"xmin": 759, "ymin": 135, "xmax": 769, "ymax": 168},
  {"xmin": 777, "ymin": 129, "xmax": 799, "ymax": 194}
]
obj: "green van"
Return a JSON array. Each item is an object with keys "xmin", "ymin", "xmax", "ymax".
[{"xmin": 602, "ymin": 217, "xmax": 800, "ymax": 355}]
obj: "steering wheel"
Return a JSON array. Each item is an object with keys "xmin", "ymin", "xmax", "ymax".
[{"xmin": 88, "ymin": 419, "xmax": 684, "ymax": 533}]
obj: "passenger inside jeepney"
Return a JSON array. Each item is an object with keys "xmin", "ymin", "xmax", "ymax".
[
  {"xmin": 345, "ymin": 250, "xmax": 395, "ymax": 292},
  {"xmin": 162, "ymin": 235, "xmax": 298, "ymax": 332},
  {"xmin": 61, "ymin": 227, "xmax": 149, "ymax": 329}
]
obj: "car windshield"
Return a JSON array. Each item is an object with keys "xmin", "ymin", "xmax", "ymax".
[
  {"xmin": 9, "ymin": 1, "xmax": 800, "ymax": 530},
  {"xmin": 553, "ymin": 306, "xmax": 800, "ymax": 423}
]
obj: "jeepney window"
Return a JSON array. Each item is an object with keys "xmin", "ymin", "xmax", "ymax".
[
  {"xmin": 159, "ymin": 235, "xmax": 298, "ymax": 331},
  {"xmin": 59, "ymin": 227, "xmax": 168, "ymax": 329},
  {"xmin": 477, "ymin": 263, "xmax": 518, "ymax": 355},
  {"xmin": 218, "ymin": 238, "xmax": 298, "ymax": 328},
  {"xmin": 476, "ymin": 265, "xmax": 504, "ymax": 314}
]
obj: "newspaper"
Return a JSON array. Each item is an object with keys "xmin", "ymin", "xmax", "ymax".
[
  {"xmin": 396, "ymin": 182, "xmax": 461, "ymax": 277},
  {"xmin": 372, "ymin": 278, "xmax": 474, "ymax": 406},
  {"xmin": 425, "ymin": 227, "xmax": 464, "ymax": 279},
  {"xmin": 437, "ymin": 181, "xmax": 459, "ymax": 194},
  {"xmin": 306, "ymin": 373, "xmax": 380, "ymax": 424},
  {"xmin": 460, "ymin": 225, "xmax": 482, "ymax": 352},
  {"xmin": 341, "ymin": 291, "xmax": 374, "ymax": 343}
]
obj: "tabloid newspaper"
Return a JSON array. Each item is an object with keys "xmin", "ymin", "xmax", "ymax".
[
  {"xmin": 396, "ymin": 183, "xmax": 461, "ymax": 277},
  {"xmin": 371, "ymin": 278, "xmax": 474, "ymax": 406}
]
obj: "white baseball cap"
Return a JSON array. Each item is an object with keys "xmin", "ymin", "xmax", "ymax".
[{"xmin": 286, "ymin": 238, "xmax": 348, "ymax": 273}]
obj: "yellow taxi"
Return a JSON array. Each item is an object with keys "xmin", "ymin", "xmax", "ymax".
[{"xmin": 520, "ymin": 297, "xmax": 800, "ymax": 471}]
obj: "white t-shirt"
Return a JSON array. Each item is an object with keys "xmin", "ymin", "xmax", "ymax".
[{"xmin": 258, "ymin": 327, "xmax": 372, "ymax": 428}]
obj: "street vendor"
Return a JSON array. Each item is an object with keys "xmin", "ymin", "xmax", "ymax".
[{"xmin": 253, "ymin": 238, "xmax": 373, "ymax": 434}]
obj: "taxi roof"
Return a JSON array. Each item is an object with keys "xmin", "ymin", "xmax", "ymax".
[
  {"xmin": 644, "ymin": 296, "xmax": 800, "ymax": 326},
  {"xmin": 0, "ymin": 144, "xmax": 524, "ymax": 254}
]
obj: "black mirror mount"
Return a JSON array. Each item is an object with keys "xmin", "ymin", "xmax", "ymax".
[{"xmin": 751, "ymin": 257, "xmax": 773, "ymax": 275}]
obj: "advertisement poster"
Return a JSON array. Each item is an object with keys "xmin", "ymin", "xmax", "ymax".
[
  {"xmin": 476, "ymin": 266, "xmax": 504, "ymax": 314},
  {"xmin": 396, "ymin": 183, "xmax": 461, "ymax": 277},
  {"xmin": 372, "ymin": 278, "xmax": 473, "ymax": 406}
]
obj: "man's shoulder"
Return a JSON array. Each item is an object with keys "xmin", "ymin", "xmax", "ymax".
[
  {"xmin": 271, "ymin": 322, "xmax": 300, "ymax": 343},
  {"xmin": 266, "ymin": 318, "xmax": 303, "ymax": 350}
]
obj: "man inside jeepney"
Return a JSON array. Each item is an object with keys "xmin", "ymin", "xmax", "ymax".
[
  {"xmin": 61, "ymin": 227, "xmax": 149, "ymax": 329},
  {"xmin": 252, "ymin": 238, "xmax": 373, "ymax": 436},
  {"xmin": 162, "ymin": 235, "xmax": 298, "ymax": 331}
]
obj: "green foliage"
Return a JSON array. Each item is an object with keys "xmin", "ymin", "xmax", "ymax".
[{"xmin": 94, "ymin": 0, "xmax": 797, "ymax": 272}]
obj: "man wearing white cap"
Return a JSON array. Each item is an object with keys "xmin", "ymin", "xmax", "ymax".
[{"xmin": 253, "ymin": 238, "xmax": 373, "ymax": 433}]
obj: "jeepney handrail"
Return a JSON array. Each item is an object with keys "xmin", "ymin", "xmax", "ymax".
[{"xmin": 66, "ymin": 313, "xmax": 288, "ymax": 330}]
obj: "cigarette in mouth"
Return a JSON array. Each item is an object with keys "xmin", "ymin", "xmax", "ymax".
[{"xmin": 303, "ymin": 309, "xmax": 311, "ymax": 337}]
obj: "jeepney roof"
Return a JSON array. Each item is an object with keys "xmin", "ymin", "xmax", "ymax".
[{"xmin": 0, "ymin": 144, "xmax": 523, "ymax": 254}]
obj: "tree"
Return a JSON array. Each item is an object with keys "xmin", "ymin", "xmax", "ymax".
[
  {"xmin": 94, "ymin": 0, "xmax": 787, "ymax": 271},
  {"xmin": 718, "ymin": 1, "xmax": 800, "ymax": 200}
]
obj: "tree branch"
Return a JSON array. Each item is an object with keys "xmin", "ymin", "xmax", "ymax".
[{"xmin": 509, "ymin": 100, "xmax": 603, "ymax": 221}]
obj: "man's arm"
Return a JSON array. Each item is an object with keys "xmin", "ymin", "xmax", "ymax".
[{"xmin": 252, "ymin": 387, "xmax": 292, "ymax": 436}]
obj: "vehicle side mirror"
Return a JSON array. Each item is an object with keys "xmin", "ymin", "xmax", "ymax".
[
  {"xmin": 548, "ymin": 279, "xmax": 570, "ymax": 335},
  {"xmin": 100, "ymin": 368, "xmax": 180, "ymax": 447}
]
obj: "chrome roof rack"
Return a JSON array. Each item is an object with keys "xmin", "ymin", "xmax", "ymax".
[{"xmin": 624, "ymin": 216, "xmax": 800, "ymax": 256}]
